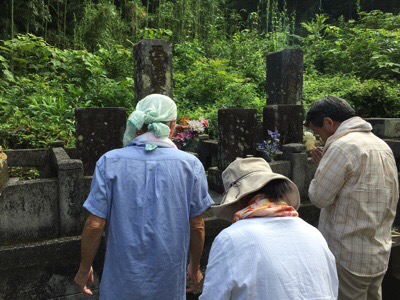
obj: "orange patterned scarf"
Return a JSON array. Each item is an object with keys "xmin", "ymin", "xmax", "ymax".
[{"xmin": 233, "ymin": 193, "xmax": 299, "ymax": 223}]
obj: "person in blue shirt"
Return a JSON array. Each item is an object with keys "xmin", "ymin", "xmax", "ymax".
[{"xmin": 74, "ymin": 94, "xmax": 214, "ymax": 299}]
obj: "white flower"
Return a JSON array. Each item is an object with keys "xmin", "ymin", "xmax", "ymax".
[
  {"xmin": 303, "ymin": 131, "xmax": 317, "ymax": 150},
  {"xmin": 188, "ymin": 120, "xmax": 205, "ymax": 133}
]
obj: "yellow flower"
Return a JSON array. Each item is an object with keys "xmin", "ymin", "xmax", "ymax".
[
  {"xmin": 0, "ymin": 145, "xmax": 7, "ymax": 161},
  {"xmin": 303, "ymin": 131, "xmax": 317, "ymax": 151}
]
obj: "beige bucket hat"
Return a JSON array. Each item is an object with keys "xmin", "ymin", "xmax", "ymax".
[{"xmin": 212, "ymin": 157, "xmax": 300, "ymax": 222}]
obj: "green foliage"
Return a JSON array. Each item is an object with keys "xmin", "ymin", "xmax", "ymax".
[
  {"xmin": 0, "ymin": 34, "xmax": 134, "ymax": 148},
  {"xmin": 0, "ymin": 3, "xmax": 399, "ymax": 149},
  {"xmin": 303, "ymin": 73, "xmax": 400, "ymax": 118},
  {"xmin": 302, "ymin": 11, "xmax": 400, "ymax": 80},
  {"xmin": 302, "ymin": 11, "xmax": 400, "ymax": 117},
  {"xmin": 137, "ymin": 28, "xmax": 173, "ymax": 40},
  {"xmin": 174, "ymin": 54, "xmax": 264, "ymax": 137},
  {"xmin": 8, "ymin": 167, "xmax": 40, "ymax": 181},
  {"xmin": 222, "ymin": 30, "xmax": 267, "ymax": 95},
  {"xmin": 73, "ymin": 1, "xmax": 130, "ymax": 51}
]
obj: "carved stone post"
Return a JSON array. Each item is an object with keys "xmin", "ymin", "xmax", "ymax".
[{"xmin": 134, "ymin": 39, "xmax": 173, "ymax": 103}]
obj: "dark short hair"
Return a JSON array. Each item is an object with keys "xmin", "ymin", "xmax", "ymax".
[
  {"xmin": 241, "ymin": 179, "xmax": 291, "ymax": 206},
  {"xmin": 305, "ymin": 96, "xmax": 355, "ymax": 127},
  {"xmin": 259, "ymin": 179, "xmax": 291, "ymax": 201}
]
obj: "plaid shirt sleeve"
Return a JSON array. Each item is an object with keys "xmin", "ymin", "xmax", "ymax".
[{"xmin": 309, "ymin": 145, "xmax": 353, "ymax": 209}]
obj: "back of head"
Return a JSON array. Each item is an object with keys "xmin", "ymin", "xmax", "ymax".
[
  {"xmin": 305, "ymin": 96, "xmax": 355, "ymax": 127},
  {"xmin": 259, "ymin": 179, "xmax": 291, "ymax": 201},
  {"xmin": 135, "ymin": 94, "xmax": 177, "ymax": 122},
  {"xmin": 123, "ymin": 94, "xmax": 177, "ymax": 146},
  {"xmin": 240, "ymin": 178, "xmax": 291, "ymax": 207}
]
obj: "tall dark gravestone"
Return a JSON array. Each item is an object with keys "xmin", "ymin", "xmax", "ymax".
[
  {"xmin": 218, "ymin": 108, "xmax": 258, "ymax": 170},
  {"xmin": 134, "ymin": 39, "xmax": 173, "ymax": 103},
  {"xmin": 75, "ymin": 108, "xmax": 126, "ymax": 176},
  {"xmin": 264, "ymin": 49, "xmax": 304, "ymax": 144},
  {"xmin": 208, "ymin": 108, "xmax": 258, "ymax": 194}
]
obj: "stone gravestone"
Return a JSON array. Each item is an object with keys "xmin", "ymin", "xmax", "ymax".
[
  {"xmin": 208, "ymin": 109, "xmax": 258, "ymax": 194},
  {"xmin": 263, "ymin": 104, "xmax": 303, "ymax": 145},
  {"xmin": 75, "ymin": 108, "xmax": 126, "ymax": 176},
  {"xmin": 218, "ymin": 108, "xmax": 258, "ymax": 170},
  {"xmin": 134, "ymin": 39, "xmax": 173, "ymax": 104},
  {"xmin": 364, "ymin": 118, "xmax": 400, "ymax": 139},
  {"xmin": 264, "ymin": 49, "xmax": 303, "ymax": 144}
]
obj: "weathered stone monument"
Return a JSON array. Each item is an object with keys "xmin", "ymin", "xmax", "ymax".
[
  {"xmin": 264, "ymin": 49, "xmax": 303, "ymax": 144},
  {"xmin": 207, "ymin": 108, "xmax": 258, "ymax": 194},
  {"xmin": 217, "ymin": 108, "xmax": 258, "ymax": 170},
  {"xmin": 75, "ymin": 107, "xmax": 126, "ymax": 176},
  {"xmin": 134, "ymin": 39, "xmax": 173, "ymax": 103}
]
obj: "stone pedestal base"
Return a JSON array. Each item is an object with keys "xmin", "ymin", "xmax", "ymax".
[{"xmin": 207, "ymin": 167, "xmax": 224, "ymax": 195}]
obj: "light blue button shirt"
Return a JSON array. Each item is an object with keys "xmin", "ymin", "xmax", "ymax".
[{"xmin": 83, "ymin": 142, "xmax": 214, "ymax": 300}]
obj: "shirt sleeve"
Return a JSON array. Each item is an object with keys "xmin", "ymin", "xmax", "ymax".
[
  {"xmin": 83, "ymin": 156, "xmax": 111, "ymax": 219},
  {"xmin": 308, "ymin": 145, "xmax": 352, "ymax": 209},
  {"xmin": 189, "ymin": 159, "xmax": 215, "ymax": 218},
  {"xmin": 199, "ymin": 233, "xmax": 233, "ymax": 300}
]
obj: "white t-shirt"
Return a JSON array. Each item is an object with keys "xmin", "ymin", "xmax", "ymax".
[{"xmin": 200, "ymin": 217, "xmax": 338, "ymax": 300}]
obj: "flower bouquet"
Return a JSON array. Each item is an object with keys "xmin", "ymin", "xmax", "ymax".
[
  {"xmin": 172, "ymin": 117, "xmax": 209, "ymax": 152},
  {"xmin": 303, "ymin": 130, "xmax": 322, "ymax": 152}
]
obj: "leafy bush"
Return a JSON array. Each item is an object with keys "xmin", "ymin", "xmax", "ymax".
[
  {"xmin": 0, "ymin": 34, "xmax": 134, "ymax": 148},
  {"xmin": 303, "ymin": 73, "xmax": 400, "ymax": 118},
  {"xmin": 73, "ymin": 1, "xmax": 130, "ymax": 51},
  {"xmin": 174, "ymin": 56, "xmax": 264, "ymax": 138},
  {"xmin": 302, "ymin": 11, "xmax": 400, "ymax": 81}
]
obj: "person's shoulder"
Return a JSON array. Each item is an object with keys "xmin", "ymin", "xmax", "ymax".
[
  {"xmin": 219, "ymin": 219, "xmax": 260, "ymax": 238},
  {"xmin": 168, "ymin": 148, "xmax": 198, "ymax": 159},
  {"xmin": 102, "ymin": 146, "xmax": 133, "ymax": 158},
  {"xmin": 162, "ymin": 148, "xmax": 203, "ymax": 165},
  {"xmin": 213, "ymin": 226, "xmax": 235, "ymax": 246},
  {"xmin": 293, "ymin": 218, "xmax": 329, "ymax": 240},
  {"xmin": 339, "ymin": 131, "xmax": 392, "ymax": 151}
]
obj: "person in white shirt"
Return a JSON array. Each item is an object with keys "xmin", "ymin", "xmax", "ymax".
[{"xmin": 200, "ymin": 157, "xmax": 338, "ymax": 300}]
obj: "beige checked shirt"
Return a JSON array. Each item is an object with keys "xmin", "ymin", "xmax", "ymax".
[{"xmin": 309, "ymin": 117, "xmax": 399, "ymax": 277}]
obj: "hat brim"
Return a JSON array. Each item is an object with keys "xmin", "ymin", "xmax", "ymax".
[{"xmin": 211, "ymin": 172, "xmax": 300, "ymax": 222}]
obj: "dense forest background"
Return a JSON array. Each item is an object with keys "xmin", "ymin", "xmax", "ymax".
[{"xmin": 0, "ymin": 0, "xmax": 399, "ymax": 149}]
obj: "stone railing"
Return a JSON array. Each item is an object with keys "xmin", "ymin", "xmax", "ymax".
[{"xmin": 0, "ymin": 145, "xmax": 85, "ymax": 244}]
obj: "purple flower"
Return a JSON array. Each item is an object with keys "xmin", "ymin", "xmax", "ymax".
[{"xmin": 258, "ymin": 130, "xmax": 282, "ymax": 162}]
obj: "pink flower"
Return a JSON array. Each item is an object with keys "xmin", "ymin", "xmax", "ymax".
[
  {"xmin": 199, "ymin": 117, "xmax": 209, "ymax": 128},
  {"xmin": 172, "ymin": 116, "xmax": 209, "ymax": 145}
]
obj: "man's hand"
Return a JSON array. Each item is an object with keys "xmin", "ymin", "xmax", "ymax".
[
  {"xmin": 310, "ymin": 147, "xmax": 324, "ymax": 166},
  {"xmin": 74, "ymin": 266, "xmax": 94, "ymax": 295},
  {"xmin": 186, "ymin": 263, "xmax": 203, "ymax": 294}
]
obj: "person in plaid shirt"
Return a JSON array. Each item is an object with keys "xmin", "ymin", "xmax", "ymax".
[{"xmin": 306, "ymin": 96, "xmax": 399, "ymax": 300}]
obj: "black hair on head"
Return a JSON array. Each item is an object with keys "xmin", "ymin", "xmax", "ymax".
[
  {"xmin": 305, "ymin": 96, "xmax": 355, "ymax": 127},
  {"xmin": 259, "ymin": 179, "xmax": 291, "ymax": 202}
]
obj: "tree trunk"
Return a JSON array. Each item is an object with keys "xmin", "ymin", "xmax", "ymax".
[{"xmin": 11, "ymin": 0, "xmax": 14, "ymax": 38}]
